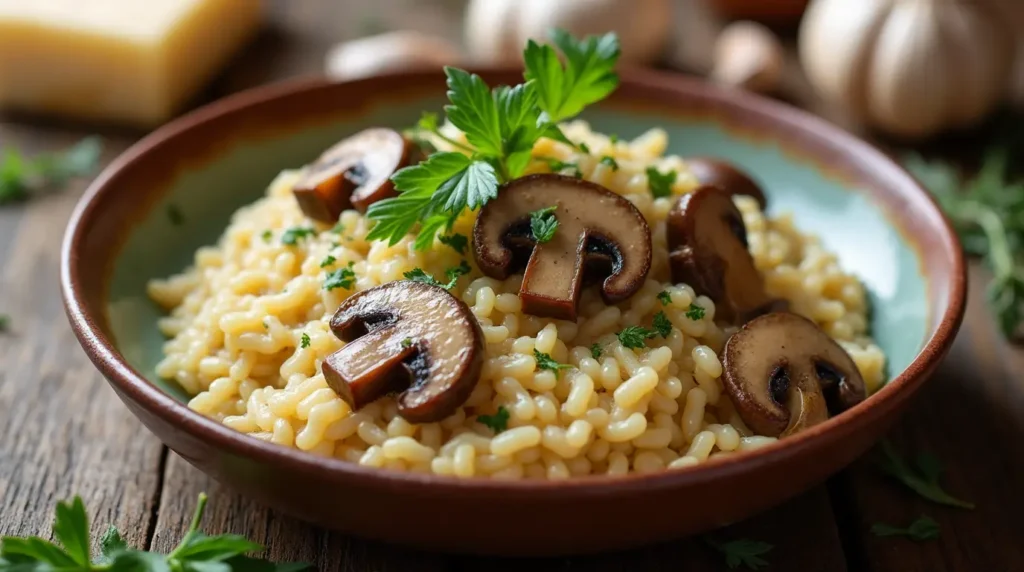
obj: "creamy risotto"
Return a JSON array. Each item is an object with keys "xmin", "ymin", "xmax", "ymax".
[{"xmin": 148, "ymin": 121, "xmax": 885, "ymax": 479}]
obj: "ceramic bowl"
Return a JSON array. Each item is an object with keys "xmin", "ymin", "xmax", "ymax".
[{"xmin": 61, "ymin": 68, "xmax": 965, "ymax": 556}]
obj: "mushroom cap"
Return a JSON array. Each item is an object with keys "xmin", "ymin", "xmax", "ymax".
[
  {"xmin": 293, "ymin": 128, "xmax": 414, "ymax": 222},
  {"xmin": 684, "ymin": 157, "xmax": 767, "ymax": 209},
  {"xmin": 667, "ymin": 185, "xmax": 778, "ymax": 323},
  {"xmin": 322, "ymin": 280, "xmax": 485, "ymax": 423},
  {"xmin": 473, "ymin": 174, "xmax": 652, "ymax": 320},
  {"xmin": 722, "ymin": 312, "xmax": 867, "ymax": 437}
]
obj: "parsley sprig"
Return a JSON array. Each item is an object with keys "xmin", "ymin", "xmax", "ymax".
[
  {"xmin": 877, "ymin": 440, "xmax": 974, "ymax": 509},
  {"xmin": 871, "ymin": 515, "xmax": 940, "ymax": 541},
  {"xmin": 703, "ymin": 537, "xmax": 773, "ymax": 570},
  {"xmin": 533, "ymin": 350, "xmax": 572, "ymax": 376},
  {"xmin": 477, "ymin": 406, "xmax": 510, "ymax": 433},
  {"xmin": 646, "ymin": 166, "xmax": 677, "ymax": 199},
  {"xmin": 617, "ymin": 325, "xmax": 657, "ymax": 349},
  {"xmin": 0, "ymin": 494, "xmax": 307, "ymax": 571},
  {"xmin": 366, "ymin": 30, "xmax": 620, "ymax": 249},
  {"xmin": 0, "ymin": 137, "xmax": 103, "ymax": 205}
]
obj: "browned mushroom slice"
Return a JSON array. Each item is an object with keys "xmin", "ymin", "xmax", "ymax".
[
  {"xmin": 473, "ymin": 174, "xmax": 652, "ymax": 321},
  {"xmin": 684, "ymin": 157, "xmax": 767, "ymax": 209},
  {"xmin": 321, "ymin": 280, "xmax": 484, "ymax": 423},
  {"xmin": 293, "ymin": 128, "xmax": 415, "ymax": 222},
  {"xmin": 667, "ymin": 185, "xmax": 781, "ymax": 323},
  {"xmin": 722, "ymin": 312, "xmax": 867, "ymax": 437}
]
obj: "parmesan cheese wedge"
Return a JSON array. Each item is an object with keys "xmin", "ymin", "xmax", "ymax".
[{"xmin": 0, "ymin": 0, "xmax": 262, "ymax": 126}]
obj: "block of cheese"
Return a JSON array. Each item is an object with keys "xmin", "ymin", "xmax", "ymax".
[{"xmin": 0, "ymin": 0, "xmax": 262, "ymax": 126}]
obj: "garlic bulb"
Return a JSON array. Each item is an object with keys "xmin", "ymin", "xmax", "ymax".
[
  {"xmin": 465, "ymin": 0, "xmax": 672, "ymax": 65},
  {"xmin": 800, "ymin": 0, "xmax": 1015, "ymax": 138},
  {"xmin": 711, "ymin": 21, "xmax": 785, "ymax": 94},
  {"xmin": 326, "ymin": 32, "xmax": 463, "ymax": 81}
]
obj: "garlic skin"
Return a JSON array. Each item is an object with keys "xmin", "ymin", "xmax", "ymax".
[
  {"xmin": 800, "ymin": 0, "xmax": 1014, "ymax": 138},
  {"xmin": 711, "ymin": 21, "xmax": 784, "ymax": 93},
  {"xmin": 326, "ymin": 32, "xmax": 463, "ymax": 81},
  {"xmin": 465, "ymin": 0, "xmax": 672, "ymax": 65}
]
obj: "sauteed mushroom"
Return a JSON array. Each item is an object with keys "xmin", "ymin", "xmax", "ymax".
[
  {"xmin": 322, "ymin": 280, "xmax": 484, "ymax": 423},
  {"xmin": 667, "ymin": 185, "xmax": 781, "ymax": 323},
  {"xmin": 473, "ymin": 174, "xmax": 652, "ymax": 320},
  {"xmin": 684, "ymin": 157, "xmax": 767, "ymax": 209},
  {"xmin": 722, "ymin": 312, "xmax": 867, "ymax": 437},
  {"xmin": 293, "ymin": 128, "xmax": 415, "ymax": 222}
]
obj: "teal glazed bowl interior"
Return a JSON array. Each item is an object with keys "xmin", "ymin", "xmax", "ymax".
[{"xmin": 61, "ymin": 69, "xmax": 965, "ymax": 556}]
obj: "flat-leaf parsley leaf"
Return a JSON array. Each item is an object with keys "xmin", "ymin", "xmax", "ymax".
[
  {"xmin": 600, "ymin": 156, "xmax": 619, "ymax": 171},
  {"xmin": 646, "ymin": 166, "xmax": 677, "ymax": 198},
  {"xmin": 300, "ymin": 333, "xmax": 311, "ymax": 349},
  {"xmin": 530, "ymin": 206, "xmax": 559, "ymax": 243},
  {"xmin": 477, "ymin": 406, "xmax": 510, "ymax": 433},
  {"xmin": 324, "ymin": 261, "xmax": 357, "ymax": 291},
  {"xmin": 0, "ymin": 137, "xmax": 103, "ymax": 205},
  {"xmin": 438, "ymin": 232, "xmax": 469, "ymax": 255},
  {"xmin": 877, "ymin": 440, "xmax": 974, "ymax": 509},
  {"xmin": 871, "ymin": 515, "xmax": 940, "ymax": 541},
  {"xmin": 281, "ymin": 226, "xmax": 316, "ymax": 246}
]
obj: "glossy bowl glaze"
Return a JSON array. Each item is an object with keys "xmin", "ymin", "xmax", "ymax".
[{"xmin": 61, "ymin": 68, "xmax": 965, "ymax": 556}]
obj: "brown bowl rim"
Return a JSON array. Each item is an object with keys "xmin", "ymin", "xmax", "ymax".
[{"xmin": 60, "ymin": 66, "xmax": 966, "ymax": 497}]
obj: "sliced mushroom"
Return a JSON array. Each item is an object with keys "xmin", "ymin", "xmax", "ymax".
[
  {"xmin": 667, "ymin": 185, "xmax": 781, "ymax": 323},
  {"xmin": 473, "ymin": 174, "xmax": 652, "ymax": 320},
  {"xmin": 684, "ymin": 157, "xmax": 767, "ymax": 209},
  {"xmin": 322, "ymin": 280, "xmax": 484, "ymax": 423},
  {"xmin": 293, "ymin": 128, "xmax": 415, "ymax": 222},
  {"xmin": 722, "ymin": 312, "xmax": 867, "ymax": 437}
]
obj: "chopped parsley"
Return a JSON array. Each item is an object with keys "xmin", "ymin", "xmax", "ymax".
[
  {"xmin": 331, "ymin": 221, "xmax": 345, "ymax": 234},
  {"xmin": 320, "ymin": 255, "xmax": 337, "ymax": 268},
  {"xmin": 646, "ymin": 166, "xmax": 677, "ymax": 198},
  {"xmin": 653, "ymin": 311, "xmax": 673, "ymax": 338},
  {"xmin": 578, "ymin": 142, "xmax": 591, "ymax": 154},
  {"xmin": 300, "ymin": 333, "xmax": 311, "ymax": 349},
  {"xmin": 533, "ymin": 350, "xmax": 572, "ymax": 375},
  {"xmin": 871, "ymin": 515, "xmax": 940, "ymax": 541},
  {"xmin": 590, "ymin": 343, "xmax": 602, "ymax": 359},
  {"xmin": 438, "ymin": 233, "xmax": 469, "ymax": 255},
  {"xmin": 477, "ymin": 406, "xmax": 510, "ymax": 433},
  {"xmin": 685, "ymin": 303, "xmax": 706, "ymax": 321},
  {"xmin": 657, "ymin": 290, "xmax": 672, "ymax": 306},
  {"xmin": 609, "ymin": 134, "xmax": 620, "ymax": 144},
  {"xmin": 281, "ymin": 226, "xmax": 316, "ymax": 246},
  {"xmin": 877, "ymin": 440, "xmax": 974, "ymax": 508},
  {"xmin": 530, "ymin": 206, "xmax": 559, "ymax": 243},
  {"xmin": 261, "ymin": 230, "xmax": 273, "ymax": 243},
  {"xmin": 401, "ymin": 337, "xmax": 414, "ymax": 348},
  {"xmin": 166, "ymin": 204, "xmax": 184, "ymax": 226},
  {"xmin": 599, "ymin": 156, "xmax": 619, "ymax": 171},
  {"xmin": 544, "ymin": 158, "xmax": 582, "ymax": 178},
  {"xmin": 404, "ymin": 261, "xmax": 471, "ymax": 290},
  {"xmin": 617, "ymin": 325, "xmax": 657, "ymax": 349},
  {"xmin": 0, "ymin": 136, "xmax": 103, "ymax": 205},
  {"xmin": 324, "ymin": 261, "xmax": 357, "ymax": 291}
]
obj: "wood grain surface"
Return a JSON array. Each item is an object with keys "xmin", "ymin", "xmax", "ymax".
[{"xmin": 1, "ymin": 1, "xmax": 1022, "ymax": 571}]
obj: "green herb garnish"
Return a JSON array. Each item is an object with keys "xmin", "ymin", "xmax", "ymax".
[
  {"xmin": 600, "ymin": 156, "xmax": 619, "ymax": 171},
  {"xmin": 300, "ymin": 333, "xmax": 311, "ymax": 349},
  {"xmin": 438, "ymin": 232, "xmax": 469, "ymax": 255},
  {"xmin": 530, "ymin": 206, "xmax": 559, "ymax": 243},
  {"xmin": 703, "ymin": 538, "xmax": 773, "ymax": 570},
  {"xmin": 331, "ymin": 221, "xmax": 345, "ymax": 234},
  {"xmin": 281, "ymin": 226, "xmax": 316, "ymax": 246},
  {"xmin": 590, "ymin": 343, "xmax": 602, "ymax": 359},
  {"xmin": 646, "ymin": 166, "xmax": 677, "ymax": 199},
  {"xmin": 365, "ymin": 30, "xmax": 620, "ymax": 249},
  {"xmin": 261, "ymin": 230, "xmax": 273, "ymax": 243},
  {"xmin": 0, "ymin": 494, "xmax": 307, "ymax": 572},
  {"xmin": 905, "ymin": 148, "xmax": 1024, "ymax": 338},
  {"xmin": 533, "ymin": 349, "xmax": 572, "ymax": 375},
  {"xmin": 0, "ymin": 314, "xmax": 9, "ymax": 333},
  {"xmin": 871, "ymin": 515, "xmax": 940, "ymax": 541},
  {"xmin": 578, "ymin": 142, "xmax": 591, "ymax": 154},
  {"xmin": 685, "ymin": 303, "xmax": 706, "ymax": 321},
  {"xmin": 0, "ymin": 137, "xmax": 103, "ymax": 205},
  {"xmin": 401, "ymin": 337, "xmax": 414, "ymax": 348},
  {"xmin": 609, "ymin": 134, "xmax": 620, "ymax": 144},
  {"xmin": 404, "ymin": 261, "xmax": 471, "ymax": 290},
  {"xmin": 617, "ymin": 325, "xmax": 657, "ymax": 349},
  {"xmin": 657, "ymin": 291, "xmax": 672, "ymax": 306},
  {"xmin": 477, "ymin": 406, "xmax": 510, "ymax": 433},
  {"xmin": 324, "ymin": 261, "xmax": 357, "ymax": 291},
  {"xmin": 544, "ymin": 158, "xmax": 582, "ymax": 178},
  {"xmin": 167, "ymin": 204, "xmax": 184, "ymax": 226},
  {"xmin": 877, "ymin": 440, "xmax": 974, "ymax": 509},
  {"xmin": 653, "ymin": 311, "xmax": 672, "ymax": 338},
  {"xmin": 320, "ymin": 255, "xmax": 337, "ymax": 268}
]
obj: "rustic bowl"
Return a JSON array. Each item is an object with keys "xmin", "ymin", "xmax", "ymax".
[{"xmin": 61, "ymin": 68, "xmax": 965, "ymax": 556}]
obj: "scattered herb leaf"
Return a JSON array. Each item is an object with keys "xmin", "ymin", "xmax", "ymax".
[
  {"xmin": 320, "ymin": 255, "xmax": 337, "ymax": 268},
  {"xmin": 599, "ymin": 156, "xmax": 619, "ymax": 171},
  {"xmin": 261, "ymin": 230, "xmax": 273, "ymax": 243},
  {"xmin": 543, "ymin": 158, "xmax": 582, "ymax": 178},
  {"xmin": 477, "ymin": 406, "xmax": 510, "ymax": 433},
  {"xmin": 331, "ymin": 221, "xmax": 345, "ymax": 234},
  {"xmin": 685, "ymin": 303, "xmax": 706, "ymax": 321},
  {"xmin": 524, "ymin": 29, "xmax": 621, "ymax": 123},
  {"xmin": 703, "ymin": 538, "xmax": 774, "ymax": 570},
  {"xmin": 324, "ymin": 261, "xmax": 357, "ymax": 291},
  {"xmin": 657, "ymin": 291, "xmax": 672, "ymax": 306},
  {"xmin": 609, "ymin": 134, "xmax": 620, "ymax": 144},
  {"xmin": 530, "ymin": 206, "xmax": 559, "ymax": 243},
  {"xmin": 578, "ymin": 142, "xmax": 591, "ymax": 154},
  {"xmin": 877, "ymin": 440, "xmax": 974, "ymax": 509},
  {"xmin": 653, "ymin": 311, "xmax": 673, "ymax": 338},
  {"xmin": 300, "ymin": 334, "xmax": 311, "ymax": 349},
  {"xmin": 281, "ymin": 226, "xmax": 316, "ymax": 246},
  {"xmin": 401, "ymin": 337, "xmax": 414, "ymax": 349},
  {"xmin": 617, "ymin": 325, "xmax": 657, "ymax": 349},
  {"xmin": 533, "ymin": 349, "xmax": 573, "ymax": 375},
  {"xmin": 0, "ymin": 137, "xmax": 103, "ymax": 205},
  {"xmin": 646, "ymin": 166, "xmax": 677, "ymax": 199},
  {"xmin": 404, "ymin": 261, "xmax": 471, "ymax": 290},
  {"xmin": 438, "ymin": 232, "xmax": 469, "ymax": 255},
  {"xmin": 0, "ymin": 493, "xmax": 308, "ymax": 571},
  {"xmin": 590, "ymin": 343, "xmax": 602, "ymax": 359},
  {"xmin": 871, "ymin": 515, "xmax": 940, "ymax": 541}
]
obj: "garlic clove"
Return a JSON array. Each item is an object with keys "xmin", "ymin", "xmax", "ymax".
[
  {"xmin": 710, "ymin": 21, "xmax": 784, "ymax": 93},
  {"xmin": 325, "ymin": 32, "xmax": 464, "ymax": 81}
]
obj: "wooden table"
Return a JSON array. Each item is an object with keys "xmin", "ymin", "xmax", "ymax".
[{"xmin": 2, "ymin": 1, "xmax": 1022, "ymax": 570}]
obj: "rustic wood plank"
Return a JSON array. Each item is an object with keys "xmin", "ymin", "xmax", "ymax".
[
  {"xmin": 0, "ymin": 127, "xmax": 165, "ymax": 552},
  {"xmin": 149, "ymin": 454, "xmax": 451, "ymax": 571}
]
